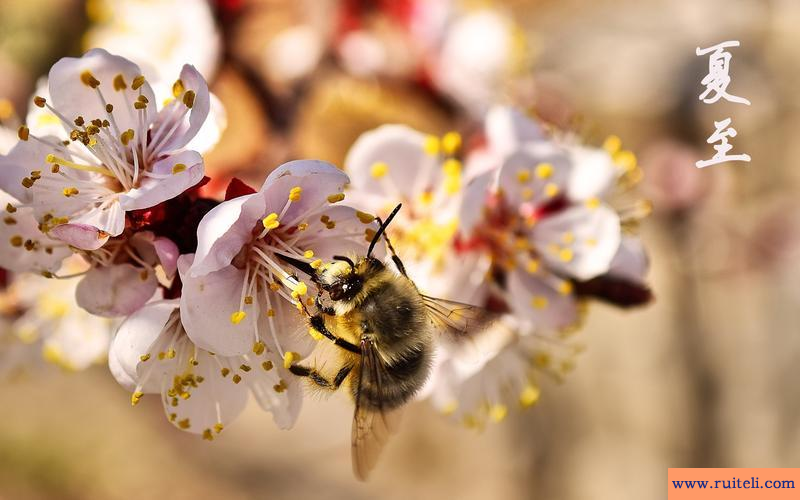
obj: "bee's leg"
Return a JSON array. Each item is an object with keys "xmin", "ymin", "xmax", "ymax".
[
  {"xmin": 375, "ymin": 216, "xmax": 408, "ymax": 277},
  {"xmin": 288, "ymin": 364, "xmax": 353, "ymax": 390},
  {"xmin": 310, "ymin": 315, "xmax": 361, "ymax": 354}
]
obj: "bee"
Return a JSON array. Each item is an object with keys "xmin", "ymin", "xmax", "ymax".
[{"xmin": 281, "ymin": 204, "xmax": 490, "ymax": 480}]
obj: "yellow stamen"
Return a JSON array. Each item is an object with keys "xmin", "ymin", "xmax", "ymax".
[
  {"xmin": 520, "ymin": 385, "xmax": 541, "ymax": 407},
  {"xmin": 308, "ymin": 327, "xmax": 323, "ymax": 341},
  {"xmin": 544, "ymin": 183, "xmax": 560, "ymax": 198},
  {"xmin": 172, "ymin": 79, "xmax": 185, "ymax": 97},
  {"xmin": 172, "ymin": 163, "xmax": 187, "ymax": 174},
  {"xmin": 182, "ymin": 90, "xmax": 196, "ymax": 108},
  {"xmin": 132, "ymin": 75, "xmax": 145, "ymax": 90},
  {"xmin": 603, "ymin": 134, "xmax": 622, "ymax": 154},
  {"xmin": 327, "ymin": 193, "xmax": 345, "ymax": 203},
  {"xmin": 230, "ymin": 311, "xmax": 246, "ymax": 324},
  {"xmin": 113, "ymin": 74, "xmax": 127, "ymax": 91},
  {"xmin": 370, "ymin": 162, "xmax": 389, "ymax": 178},
  {"xmin": 289, "ymin": 186, "xmax": 302, "ymax": 202},
  {"xmin": 17, "ymin": 125, "xmax": 29, "ymax": 141},
  {"xmin": 489, "ymin": 404, "xmax": 508, "ymax": 423},
  {"xmin": 46, "ymin": 154, "xmax": 114, "ymax": 177},
  {"xmin": 535, "ymin": 162, "xmax": 554, "ymax": 179},
  {"xmin": 531, "ymin": 296, "xmax": 548, "ymax": 309},
  {"xmin": 356, "ymin": 211, "xmax": 374, "ymax": 224},
  {"xmin": 283, "ymin": 351, "xmax": 299, "ymax": 369},
  {"xmin": 303, "ymin": 250, "xmax": 314, "ymax": 259},
  {"xmin": 261, "ymin": 212, "xmax": 280, "ymax": 230},
  {"xmin": 442, "ymin": 131, "xmax": 462, "ymax": 155},
  {"xmin": 517, "ymin": 169, "xmax": 531, "ymax": 183},
  {"xmin": 80, "ymin": 70, "xmax": 100, "ymax": 88},
  {"xmin": 423, "ymin": 135, "xmax": 440, "ymax": 155}
]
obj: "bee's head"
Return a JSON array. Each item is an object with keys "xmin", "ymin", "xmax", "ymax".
[{"xmin": 317, "ymin": 255, "xmax": 385, "ymax": 302}]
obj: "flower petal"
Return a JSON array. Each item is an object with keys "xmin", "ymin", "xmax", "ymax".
[
  {"xmin": 49, "ymin": 222, "xmax": 112, "ymax": 251},
  {"xmin": 532, "ymin": 204, "xmax": 621, "ymax": 281},
  {"xmin": 109, "ymin": 300, "xmax": 176, "ymax": 392},
  {"xmin": 262, "ymin": 159, "xmax": 350, "ymax": 222},
  {"xmin": 485, "ymin": 106, "xmax": 544, "ymax": 156},
  {"xmin": 48, "ymin": 48, "xmax": 157, "ymax": 136},
  {"xmin": 0, "ymin": 136, "xmax": 55, "ymax": 204},
  {"xmin": 344, "ymin": 125, "xmax": 430, "ymax": 200},
  {"xmin": 149, "ymin": 64, "xmax": 211, "ymax": 154},
  {"xmin": 76, "ymin": 263, "xmax": 158, "ymax": 317},
  {"xmin": 566, "ymin": 146, "xmax": 618, "ymax": 201},
  {"xmin": 179, "ymin": 255, "xmax": 256, "ymax": 356},
  {"xmin": 190, "ymin": 193, "xmax": 265, "ymax": 277},
  {"xmin": 0, "ymin": 191, "xmax": 70, "ymax": 273},
  {"xmin": 497, "ymin": 142, "xmax": 571, "ymax": 208},
  {"xmin": 120, "ymin": 150, "xmax": 204, "ymax": 211},
  {"xmin": 247, "ymin": 352, "xmax": 303, "ymax": 430},
  {"xmin": 607, "ymin": 236, "xmax": 649, "ymax": 284},
  {"xmin": 507, "ymin": 271, "xmax": 579, "ymax": 331}
]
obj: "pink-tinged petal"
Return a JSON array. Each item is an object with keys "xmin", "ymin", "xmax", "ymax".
[
  {"xmin": 41, "ymin": 313, "xmax": 113, "ymax": 370},
  {"xmin": 0, "ymin": 136, "xmax": 56, "ymax": 203},
  {"xmin": 76, "ymin": 263, "xmax": 158, "ymax": 317},
  {"xmin": 458, "ymin": 169, "xmax": 495, "ymax": 237},
  {"xmin": 0, "ymin": 192, "xmax": 70, "ymax": 273},
  {"xmin": 49, "ymin": 223, "xmax": 111, "ymax": 251},
  {"xmin": 485, "ymin": 106, "xmax": 544, "ymax": 157},
  {"xmin": 48, "ymin": 48, "xmax": 157, "ymax": 136},
  {"xmin": 344, "ymin": 125, "xmax": 431, "ymax": 200},
  {"xmin": 119, "ymin": 150, "xmax": 204, "ymax": 211},
  {"xmin": 247, "ymin": 352, "xmax": 303, "ymax": 429},
  {"xmin": 150, "ymin": 64, "xmax": 211, "ymax": 154},
  {"xmin": 608, "ymin": 236, "xmax": 649, "ymax": 284},
  {"xmin": 566, "ymin": 146, "xmax": 618, "ymax": 201},
  {"xmin": 532, "ymin": 204, "xmax": 621, "ymax": 281},
  {"xmin": 191, "ymin": 193, "xmax": 265, "ymax": 276},
  {"xmin": 109, "ymin": 300, "xmax": 176, "ymax": 393},
  {"xmin": 497, "ymin": 142, "xmax": 571, "ymax": 208},
  {"xmin": 262, "ymin": 160, "xmax": 350, "ymax": 223},
  {"xmin": 185, "ymin": 92, "xmax": 225, "ymax": 155},
  {"xmin": 167, "ymin": 349, "xmax": 249, "ymax": 435},
  {"xmin": 153, "ymin": 237, "xmax": 179, "ymax": 278},
  {"xmin": 179, "ymin": 255, "xmax": 255, "ymax": 356},
  {"xmin": 507, "ymin": 271, "xmax": 579, "ymax": 331}
]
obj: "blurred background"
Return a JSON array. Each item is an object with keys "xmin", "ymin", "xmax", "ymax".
[{"xmin": 1, "ymin": 0, "xmax": 799, "ymax": 498}]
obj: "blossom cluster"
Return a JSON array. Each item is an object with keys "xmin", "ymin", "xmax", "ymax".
[{"xmin": 0, "ymin": 46, "xmax": 651, "ymax": 439}]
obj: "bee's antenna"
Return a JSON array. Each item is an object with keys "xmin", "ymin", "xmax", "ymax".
[
  {"xmin": 333, "ymin": 255, "xmax": 355, "ymax": 269},
  {"xmin": 367, "ymin": 203, "xmax": 402, "ymax": 258}
]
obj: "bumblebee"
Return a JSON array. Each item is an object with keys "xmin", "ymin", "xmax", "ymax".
[{"xmin": 282, "ymin": 204, "xmax": 489, "ymax": 480}]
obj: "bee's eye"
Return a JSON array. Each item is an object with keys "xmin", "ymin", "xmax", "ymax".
[{"xmin": 329, "ymin": 276, "xmax": 363, "ymax": 301}]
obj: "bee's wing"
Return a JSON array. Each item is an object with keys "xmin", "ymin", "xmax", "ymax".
[
  {"xmin": 421, "ymin": 294, "xmax": 498, "ymax": 341},
  {"xmin": 351, "ymin": 338, "xmax": 401, "ymax": 481}
]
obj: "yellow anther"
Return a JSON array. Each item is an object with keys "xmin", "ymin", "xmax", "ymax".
[
  {"xmin": 310, "ymin": 259, "xmax": 323, "ymax": 270},
  {"xmin": 442, "ymin": 131, "xmax": 462, "ymax": 155},
  {"xmin": 221, "ymin": 367, "xmax": 230, "ymax": 377},
  {"xmin": 62, "ymin": 187, "xmax": 79, "ymax": 197},
  {"xmin": 356, "ymin": 211, "xmax": 375, "ymax": 224},
  {"xmin": 283, "ymin": 351, "xmax": 299, "ymax": 369},
  {"xmin": 585, "ymin": 197, "xmax": 600, "ymax": 209},
  {"xmin": 535, "ymin": 162, "xmax": 554, "ymax": 179},
  {"xmin": 370, "ymin": 161, "xmax": 389, "ymax": 178},
  {"xmin": 273, "ymin": 380, "xmax": 288, "ymax": 393},
  {"xmin": 178, "ymin": 418, "xmax": 191, "ymax": 429},
  {"xmin": 558, "ymin": 281, "xmax": 573, "ymax": 295},
  {"xmin": 262, "ymin": 212, "xmax": 280, "ymax": 230},
  {"xmin": 516, "ymin": 169, "xmax": 531, "ymax": 183},
  {"xmin": 17, "ymin": 125, "xmax": 29, "ymax": 141},
  {"xmin": 113, "ymin": 74, "xmax": 127, "ymax": 91},
  {"xmin": 533, "ymin": 352, "xmax": 551, "ymax": 368},
  {"xmin": 308, "ymin": 327, "xmax": 323, "ymax": 341},
  {"xmin": 169, "ymin": 163, "xmax": 187, "ymax": 175},
  {"xmin": 262, "ymin": 360, "xmax": 273, "ymax": 371},
  {"xmin": 269, "ymin": 283, "xmax": 280, "ymax": 292},
  {"xmin": 105, "ymin": 103, "xmax": 113, "ymax": 113},
  {"xmin": 297, "ymin": 222, "xmax": 309, "ymax": 231},
  {"xmin": 525, "ymin": 259, "xmax": 540, "ymax": 273},
  {"xmin": 80, "ymin": 70, "xmax": 100, "ymax": 88},
  {"xmin": 120, "ymin": 129, "xmax": 134, "ymax": 146},
  {"xmin": 364, "ymin": 228, "xmax": 376, "ymax": 242},
  {"xmin": 603, "ymin": 134, "xmax": 622, "ymax": 154},
  {"xmin": 134, "ymin": 101, "xmax": 147, "ymax": 110},
  {"xmin": 521, "ymin": 187, "xmax": 534, "ymax": 200},
  {"xmin": 586, "ymin": 238, "xmax": 597, "ymax": 247},
  {"xmin": 5, "ymin": 203, "xmax": 16, "ymax": 213},
  {"xmin": 214, "ymin": 423, "xmax": 224, "ymax": 433},
  {"xmin": 266, "ymin": 308, "xmax": 276, "ymax": 317},
  {"xmin": 614, "ymin": 150, "xmax": 637, "ymax": 172},
  {"xmin": 327, "ymin": 193, "xmax": 345, "ymax": 203},
  {"xmin": 33, "ymin": 96, "xmax": 46, "ymax": 108},
  {"xmin": 423, "ymin": 135, "xmax": 440, "ymax": 155},
  {"xmin": 519, "ymin": 385, "xmax": 541, "ymax": 407},
  {"xmin": 131, "ymin": 391, "xmax": 144, "ymax": 406},
  {"xmin": 288, "ymin": 186, "xmax": 302, "ymax": 201},
  {"xmin": 544, "ymin": 183, "xmax": 560, "ymax": 198},
  {"xmin": 239, "ymin": 364, "xmax": 252, "ymax": 372},
  {"xmin": 303, "ymin": 250, "xmax": 314, "ymax": 259},
  {"xmin": 232, "ymin": 374, "xmax": 242, "ymax": 384},
  {"xmin": 165, "ymin": 348, "xmax": 176, "ymax": 359},
  {"xmin": 562, "ymin": 232, "xmax": 575, "ymax": 244},
  {"xmin": 230, "ymin": 311, "xmax": 247, "ymax": 324},
  {"xmin": 291, "ymin": 282, "xmax": 308, "ymax": 298},
  {"xmin": 203, "ymin": 429, "xmax": 214, "ymax": 441},
  {"xmin": 183, "ymin": 90, "xmax": 196, "ymax": 108},
  {"xmin": 418, "ymin": 191, "xmax": 434, "ymax": 205},
  {"xmin": 132, "ymin": 75, "xmax": 145, "ymax": 90},
  {"xmin": 137, "ymin": 94, "xmax": 149, "ymax": 104},
  {"xmin": 243, "ymin": 295, "xmax": 253, "ymax": 305},
  {"xmin": 443, "ymin": 158, "xmax": 462, "ymax": 177},
  {"xmin": 21, "ymin": 178, "xmax": 33, "ymax": 188},
  {"xmin": 3, "ymin": 216, "xmax": 15, "ymax": 225},
  {"xmin": 441, "ymin": 400, "xmax": 458, "ymax": 416},
  {"xmin": 253, "ymin": 341, "xmax": 266, "ymax": 355},
  {"xmin": 558, "ymin": 248, "xmax": 574, "ymax": 262},
  {"xmin": 0, "ymin": 99, "xmax": 13, "ymax": 120},
  {"xmin": 172, "ymin": 79, "xmax": 185, "ymax": 98},
  {"xmin": 489, "ymin": 404, "xmax": 508, "ymax": 423},
  {"xmin": 531, "ymin": 296, "xmax": 548, "ymax": 309}
]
